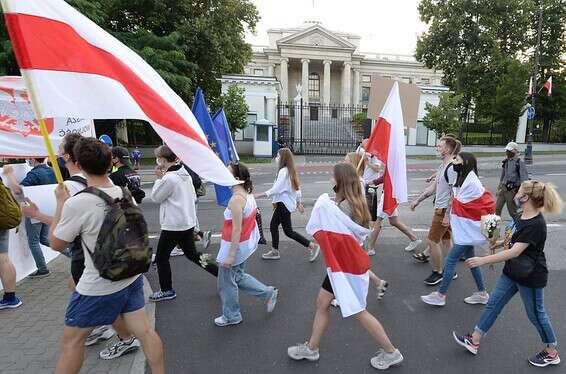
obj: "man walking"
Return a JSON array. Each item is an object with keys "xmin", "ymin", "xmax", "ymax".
[
  {"xmin": 496, "ymin": 142, "xmax": 528, "ymax": 220},
  {"xmin": 410, "ymin": 136, "xmax": 460, "ymax": 285},
  {"xmin": 110, "ymin": 146, "xmax": 145, "ymax": 203}
]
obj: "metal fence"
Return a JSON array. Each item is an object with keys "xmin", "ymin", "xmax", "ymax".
[{"xmin": 277, "ymin": 100, "xmax": 367, "ymax": 155}]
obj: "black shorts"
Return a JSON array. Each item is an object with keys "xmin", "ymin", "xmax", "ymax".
[{"xmin": 321, "ymin": 275, "xmax": 334, "ymax": 295}]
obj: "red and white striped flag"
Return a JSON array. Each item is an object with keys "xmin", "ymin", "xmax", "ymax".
[
  {"xmin": 306, "ymin": 194, "xmax": 371, "ymax": 318},
  {"xmin": 450, "ymin": 172, "xmax": 495, "ymax": 246},
  {"xmin": 364, "ymin": 82, "xmax": 408, "ymax": 215},
  {"xmin": 1, "ymin": 0, "xmax": 236, "ymax": 186},
  {"xmin": 527, "ymin": 77, "xmax": 533, "ymax": 97},
  {"xmin": 543, "ymin": 77, "xmax": 552, "ymax": 96}
]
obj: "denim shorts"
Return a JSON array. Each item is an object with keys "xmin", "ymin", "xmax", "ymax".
[
  {"xmin": 64, "ymin": 276, "xmax": 145, "ymax": 328},
  {"xmin": 0, "ymin": 230, "xmax": 8, "ymax": 254}
]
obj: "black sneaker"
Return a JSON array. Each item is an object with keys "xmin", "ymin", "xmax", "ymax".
[
  {"xmin": 452, "ymin": 331, "xmax": 479, "ymax": 355},
  {"xmin": 528, "ymin": 350, "xmax": 561, "ymax": 367},
  {"xmin": 453, "ymin": 273, "xmax": 458, "ymax": 280},
  {"xmin": 424, "ymin": 271, "xmax": 443, "ymax": 286},
  {"xmin": 413, "ymin": 252, "xmax": 429, "ymax": 263},
  {"xmin": 28, "ymin": 270, "xmax": 50, "ymax": 278},
  {"xmin": 258, "ymin": 237, "xmax": 267, "ymax": 245}
]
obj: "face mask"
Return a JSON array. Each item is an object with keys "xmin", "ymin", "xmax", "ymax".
[
  {"xmin": 156, "ymin": 158, "xmax": 161, "ymax": 166},
  {"xmin": 332, "ymin": 185, "xmax": 338, "ymax": 193},
  {"xmin": 452, "ymin": 163, "xmax": 463, "ymax": 173},
  {"xmin": 514, "ymin": 195, "xmax": 528, "ymax": 207},
  {"xmin": 506, "ymin": 150, "xmax": 514, "ymax": 159}
]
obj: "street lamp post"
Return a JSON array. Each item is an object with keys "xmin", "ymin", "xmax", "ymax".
[{"xmin": 525, "ymin": 6, "xmax": 543, "ymax": 165}]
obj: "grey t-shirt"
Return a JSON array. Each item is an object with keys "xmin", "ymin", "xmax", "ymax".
[{"xmin": 435, "ymin": 162, "xmax": 457, "ymax": 209}]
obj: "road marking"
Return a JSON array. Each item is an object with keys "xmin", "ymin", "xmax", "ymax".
[
  {"xmin": 315, "ymin": 181, "xmax": 329, "ymax": 184},
  {"xmin": 148, "ymin": 235, "xmax": 158, "ymax": 239},
  {"xmin": 547, "ymin": 224, "xmax": 563, "ymax": 228},
  {"xmin": 403, "ymin": 300, "xmax": 415, "ymax": 312},
  {"xmin": 546, "ymin": 173, "xmax": 566, "ymax": 176},
  {"xmin": 413, "ymin": 228, "xmax": 430, "ymax": 232},
  {"xmin": 411, "ymin": 178, "xmax": 429, "ymax": 181}
]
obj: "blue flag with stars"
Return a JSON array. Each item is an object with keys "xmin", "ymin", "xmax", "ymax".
[
  {"xmin": 212, "ymin": 108, "xmax": 239, "ymax": 164},
  {"xmin": 191, "ymin": 87, "xmax": 232, "ymax": 207}
]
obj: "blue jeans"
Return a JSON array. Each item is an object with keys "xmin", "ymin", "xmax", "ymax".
[
  {"xmin": 24, "ymin": 218, "xmax": 49, "ymax": 272},
  {"xmin": 217, "ymin": 262, "xmax": 274, "ymax": 322},
  {"xmin": 439, "ymin": 244, "xmax": 485, "ymax": 295},
  {"xmin": 475, "ymin": 274, "xmax": 557, "ymax": 347}
]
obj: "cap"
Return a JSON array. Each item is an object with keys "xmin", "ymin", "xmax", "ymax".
[
  {"xmin": 505, "ymin": 142, "xmax": 519, "ymax": 152},
  {"xmin": 112, "ymin": 146, "xmax": 130, "ymax": 160}
]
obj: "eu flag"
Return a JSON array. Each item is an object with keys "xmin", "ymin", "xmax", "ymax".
[
  {"xmin": 212, "ymin": 108, "xmax": 239, "ymax": 164},
  {"xmin": 191, "ymin": 87, "xmax": 232, "ymax": 207}
]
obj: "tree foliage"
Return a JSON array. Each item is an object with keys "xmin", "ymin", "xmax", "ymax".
[
  {"xmin": 422, "ymin": 93, "xmax": 463, "ymax": 136},
  {"xmin": 0, "ymin": 0, "xmax": 259, "ymax": 105},
  {"xmin": 216, "ymin": 85, "xmax": 249, "ymax": 133}
]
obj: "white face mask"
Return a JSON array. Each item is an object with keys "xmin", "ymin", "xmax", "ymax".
[{"xmin": 156, "ymin": 158, "xmax": 162, "ymax": 166}]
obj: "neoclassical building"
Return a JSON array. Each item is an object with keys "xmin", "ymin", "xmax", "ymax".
[{"xmin": 221, "ymin": 21, "xmax": 447, "ymax": 152}]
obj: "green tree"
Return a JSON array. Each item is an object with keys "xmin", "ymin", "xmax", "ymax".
[
  {"xmin": 422, "ymin": 93, "xmax": 463, "ymax": 136},
  {"xmin": 216, "ymin": 85, "xmax": 249, "ymax": 133}
]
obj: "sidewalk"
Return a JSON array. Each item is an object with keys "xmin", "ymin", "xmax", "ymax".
[{"xmin": 0, "ymin": 255, "xmax": 154, "ymax": 374}]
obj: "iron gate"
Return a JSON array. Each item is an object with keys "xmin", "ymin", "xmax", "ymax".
[{"xmin": 277, "ymin": 100, "xmax": 367, "ymax": 155}]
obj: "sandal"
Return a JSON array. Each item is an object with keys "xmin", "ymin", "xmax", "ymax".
[{"xmin": 413, "ymin": 252, "xmax": 429, "ymax": 263}]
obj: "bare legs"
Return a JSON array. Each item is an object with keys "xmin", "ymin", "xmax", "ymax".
[
  {"xmin": 368, "ymin": 217, "xmax": 417, "ymax": 250},
  {"xmin": 0, "ymin": 253, "xmax": 16, "ymax": 293}
]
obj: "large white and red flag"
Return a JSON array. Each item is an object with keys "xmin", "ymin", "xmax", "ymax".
[
  {"xmin": 0, "ymin": 0, "xmax": 236, "ymax": 186},
  {"xmin": 543, "ymin": 76, "xmax": 552, "ymax": 96},
  {"xmin": 450, "ymin": 172, "xmax": 495, "ymax": 245},
  {"xmin": 365, "ymin": 82, "xmax": 408, "ymax": 215},
  {"xmin": 306, "ymin": 194, "xmax": 371, "ymax": 318}
]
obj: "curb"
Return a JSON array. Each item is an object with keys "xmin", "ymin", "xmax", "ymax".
[{"xmin": 128, "ymin": 276, "xmax": 155, "ymax": 374}]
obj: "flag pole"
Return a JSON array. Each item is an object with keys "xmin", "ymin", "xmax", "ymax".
[{"xmin": 20, "ymin": 71, "xmax": 65, "ymax": 184}]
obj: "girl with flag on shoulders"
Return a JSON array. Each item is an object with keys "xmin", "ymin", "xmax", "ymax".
[
  {"xmin": 287, "ymin": 163, "xmax": 403, "ymax": 370},
  {"xmin": 255, "ymin": 148, "xmax": 320, "ymax": 262},
  {"xmin": 421, "ymin": 152, "xmax": 493, "ymax": 307}
]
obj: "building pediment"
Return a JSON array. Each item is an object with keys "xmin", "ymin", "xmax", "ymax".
[{"xmin": 277, "ymin": 25, "xmax": 356, "ymax": 51}]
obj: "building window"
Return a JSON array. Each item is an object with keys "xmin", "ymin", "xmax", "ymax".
[
  {"xmin": 308, "ymin": 73, "xmax": 320, "ymax": 99},
  {"xmin": 309, "ymin": 105, "xmax": 319, "ymax": 121},
  {"xmin": 420, "ymin": 78, "xmax": 430, "ymax": 85},
  {"xmin": 244, "ymin": 113, "xmax": 257, "ymax": 140},
  {"xmin": 362, "ymin": 75, "xmax": 371, "ymax": 83},
  {"xmin": 331, "ymin": 109, "xmax": 338, "ymax": 119},
  {"xmin": 253, "ymin": 69, "xmax": 264, "ymax": 76},
  {"xmin": 257, "ymin": 126, "xmax": 269, "ymax": 141},
  {"xmin": 362, "ymin": 87, "xmax": 371, "ymax": 103},
  {"xmin": 401, "ymin": 76, "xmax": 412, "ymax": 84}
]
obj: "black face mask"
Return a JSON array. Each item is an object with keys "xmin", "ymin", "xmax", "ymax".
[
  {"xmin": 332, "ymin": 185, "xmax": 338, "ymax": 193},
  {"xmin": 453, "ymin": 163, "xmax": 463, "ymax": 173},
  {"xmin": 506, "ymin": 150, "xmax": 515, "ymax": 159}
]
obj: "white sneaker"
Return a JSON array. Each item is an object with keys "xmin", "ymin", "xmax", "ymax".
[
  {"xmin": 170, "ymin": 246, "xmax": 184, "ymax": 257},
  {"xmin": 464, "ymin": 292, "xmax": 490, "ymax": 305},
  {"xmin": 99, "ymin": 337, "xmax": 141, "ymax": 360},
  {"xmin": 85, "ymin": 325, "xmax": 115, "ymax": 346},
  {"xmin": 266, "ymin": 288, "xmax": 278, "ymax": 313},
  {"xmin": 214, "ymin": 315, "xmax": 243, "ymax": 327},
  {"xmin": 370, "ymin": 349, "xmax": 404, "ymax": 370},
  {"xmin": 404, "ymin": 239, "xmax": 422, "ymax": 252},
  {"xmin": 309, "ymin": 244, "xmax": 320, "ymax": 262},
  {"xmin": 201, "ymin": 231, "xmax": 212, "ymax": 249},
  {"xmin": 330, "ymin": 299, "xmax": 339, "ymax": 307},
  {"xmin": 421, "ymin": 291, "xmax": 446, "ymax": 306},
  {"xmin": 367, "ymin": 248, "xmax": 376, "ymax": 256},
  {"xmin": 287, "ymin": 342, "xmax": 320, "ymax": 361}
]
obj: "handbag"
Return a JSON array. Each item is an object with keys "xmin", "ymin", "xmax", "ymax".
[{"xmin": 507, "ymin": 252, "xmax": 538, "ymax": 279}]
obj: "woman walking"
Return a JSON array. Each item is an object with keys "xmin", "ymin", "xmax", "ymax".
[
  {"xmin": 215, "ymin": 163, "xmax": 278, "ymax": 326},
  {"xmin": 453, "ymin": 180, "xmax": 562, "ymax": 367},
  {"xmin": 255, "ymin": 148, "xmax": 319, "ymax": 262},
  {"xmin": 421, "ymin": 152, "xmax": 493, "ymax": 307},
  {"xmin": 149, "ymin": 145, "xmax": 218, "ymax": 302},
  {"xmin": 287, "ymin": 163, "xmax": 403, "ymax": 370}
]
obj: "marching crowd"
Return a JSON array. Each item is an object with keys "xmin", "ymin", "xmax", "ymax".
[{"xmin": 0, "ymin": 132, "xmax": 563, "ymax": 373}]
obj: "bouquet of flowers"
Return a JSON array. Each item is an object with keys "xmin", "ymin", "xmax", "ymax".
[{"xmin": 481, "ymin": 214, "xmax": 502, "ymax": 270}]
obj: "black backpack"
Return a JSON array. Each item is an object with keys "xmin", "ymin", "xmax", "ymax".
[{"xmin": 78, "ymin": 187, "xmax": 151, "ymax": 281}]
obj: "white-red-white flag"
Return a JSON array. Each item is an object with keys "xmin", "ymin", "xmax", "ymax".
[
  {"xmin": 1, "ymin": 0, "xmax": 236, "ymax": 186},
  {"xmin": 306, "ymin": 194, "xmax": 371, "ymax": 318},
  {"xmin": 527, "ymin": 77, "xmax": 533, "ymax": 97},
  {"xmin": 364, "ymin": 82, "xmax": 407, "ymax": 215},
  {"xmin": 543, "ymin": 77, "xmax": 552, "ymax": 96},
  {"xmin": 450, "ymin": 172, "xmax": 495, "ymax": 246}
]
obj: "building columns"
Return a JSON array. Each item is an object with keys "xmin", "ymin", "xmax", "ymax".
[
  {"xmin": 279, "ymin": 58, "xmax": 289, "ymax": 103},
  {"xmin": 323, "ymin": 60, "xmax": 332, "ymax": 105},
  {"xmin": 342, "ymin": 61, "xmax": 352, "ymax": 105},
  {"xmin": 353, "ymin": 69, "xmax": 360, "ymax": 106},
  {"xmin": 267, "ymin": 64, "xmax": 275, "ymax": 77},
  {"xmin": 266, "ymin": 96, "xmax": 276, "ymax": 124},
  {"xmin": 301, "ymin": 58, "xmax": 310, "ymax": 102}
]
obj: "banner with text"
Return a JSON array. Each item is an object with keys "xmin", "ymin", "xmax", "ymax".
[{"xmin": 0, "ymin": 76, "xmax": 95, "ymax": 158}]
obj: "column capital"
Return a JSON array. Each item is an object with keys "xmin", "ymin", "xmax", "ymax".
[
  {"xmin": 301, "ymin": 58, "xmax": 310, "ymax": 64},
  {"xmin": 323, "ymin": 59, "xmax": 332, "ymax": 65},
  {"xmin": 280, "ymin": 57, "xmax": 289, "ymax": 64},
  {"xmin": 343, "ymin": 61, "xmax": 352, "ymax": 68}
]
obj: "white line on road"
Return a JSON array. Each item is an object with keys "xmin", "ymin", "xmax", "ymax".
[
  {"xmin": 546, "ymin": 173, "xmax": 566, "ymax": 176},
  {"xmin": 413, "ymin": 228, "xmax": 430, "ymax": 232},
  {"xmin": 547, "ymin": 224, "xmax": 563, "ymax": 228},
  {"xmin": 403, "ymin": 300, "xmax": 415, "ymax": 313}
]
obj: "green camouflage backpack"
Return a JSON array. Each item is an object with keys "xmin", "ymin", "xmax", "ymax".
[
  {"xmin": 0, "ymin": 179, "xmax": 22, "ymax": 230},
  {"xmin": 79, "ymin": 186, "xmax": 151, "ymax": 281}
]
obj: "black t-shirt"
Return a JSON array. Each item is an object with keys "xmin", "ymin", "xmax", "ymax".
[{"xmin": 503, "ymin": 213, "xmax": 548, "ymax": 288}]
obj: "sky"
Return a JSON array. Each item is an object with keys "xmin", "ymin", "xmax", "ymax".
[{"xmin": 245, "ymin": 0, "xmax": 427, "ymax": 56}]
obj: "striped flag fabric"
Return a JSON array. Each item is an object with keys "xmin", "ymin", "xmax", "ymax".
[
  {"xmin": 543, "ymin": 76, "xmax": 552, "ymax": 96},
  {"xmin": 450, "ymin": 172, "xmax": 495, "ymax": 246},
  {"xmin": 306, "ymin": 194, "xmax": 371, "ymax": 318},
  {"xmin": 527, "ymin": 77, "xmax": 533, "ymax": 97},
  {"xmin": 217, "ymin": 197, "xmax": 260, "ymax": 266},
  {"xmin": 1, "ymin": 0, "xmax": 236, "ymax": 186},
  {"xmin": 364, "ymin": 82, "xmax": 408, "ymax": 215}
]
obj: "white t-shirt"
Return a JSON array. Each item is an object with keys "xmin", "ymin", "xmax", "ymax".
[
  {"xmin": 63, "ymin": 173, "xmax": 87, "ymax": 196},
  {"xmin": 362, "ymin": 156, "xmax": 383, "ymax": 185},
  {"xmin": 266, "ymin": 167, "xmax": 302, "ymax": 212},
  {"xmin": 54, "ymin": 185, "xmax": 139, "ymax": 296}
]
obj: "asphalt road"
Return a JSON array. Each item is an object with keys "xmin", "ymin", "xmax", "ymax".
[{"xmin": 142, "ymin": 155, "xmax": 566, "ymax": 374}]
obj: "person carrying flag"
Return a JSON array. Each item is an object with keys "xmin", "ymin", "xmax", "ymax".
[{"xmin": 287, "ymin": 163, "xmax": 403, "ymax": 370}]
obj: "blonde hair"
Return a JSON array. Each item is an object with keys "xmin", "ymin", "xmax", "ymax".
[
  {"xmin": 334, "ymin": 163, "xmax": 371, "ymax": 228},
  {"xmin": 345, "ymin": 152, "xmax": 364, "ymax": 177},
  {"xmin": 278, "ymin": 148, "xmax": 300, "ymax": 191},
  {"xmin": 521, "ymin": 180, "xmax": 563, "ymax": 214}
]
